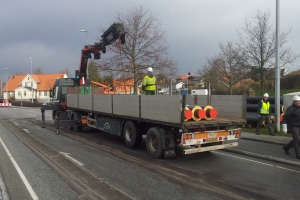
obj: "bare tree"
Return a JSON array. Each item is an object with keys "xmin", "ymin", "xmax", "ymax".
[
  {"xmin": 33, "ymin": 67, "xmax": 43, "ymax": 74},
  {"xmin": 237, "ymin": 10, "xmax": 299, "ymax": 95},
  {"xmin": 198, "ymin": 41, "xmax": 249, "ymax": 94},
  {"xmin": 97, "ymin": 6, "xmax": 178, "ymax": 94},
  {"xmin": 59, "ymin": 68, "xmax": 70, "ymax": 77}
]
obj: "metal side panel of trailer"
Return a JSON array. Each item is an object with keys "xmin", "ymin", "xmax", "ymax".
[
  {"xmin": 94, "ymin": 95, "xmax": 112, "ymax": 113},
  {"xmin": 67, "ymin": 94, "xmax": 182, "ymax": 124},
  {"xmin": 67, "ymin": 94, "xmax": 79, "ymax": 108},
  {"xmin": 140, "ymin": 95, "xmax": 181, "ymax": 124},
  {"xmin": 66, "ymin": 94, "xmax": 245, "ymax": 127},
  {"xmin": 113, "ymin": 95, "xmax": 140, "ymax": 117}
]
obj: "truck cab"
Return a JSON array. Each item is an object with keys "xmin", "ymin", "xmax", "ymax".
[{"xmin": 51, "ymin": 78, "xmax": 80, "ymax": 103}]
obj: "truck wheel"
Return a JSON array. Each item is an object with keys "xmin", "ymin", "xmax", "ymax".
[
  {"xmin": 123, "ymin": 121, "xmax": 142, "ymax": 148},
  {"xmin": 146, "ymin": 127, "xmax": 163, "ymax": 158},
  {"xmin": 72, "ymin": 114, "xmax": 82, "ymax": 132},
  {"xmin": 66, "ymin": 114, "xmax": 73, "ymax": 130}
]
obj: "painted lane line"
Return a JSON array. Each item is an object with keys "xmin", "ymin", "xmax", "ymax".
[
  {"xmin": 216, "ymin": 151, "xmax": 300, "ymax": 174},
  {"xmin": 276, "ymin": 166, "xmax": 300, "ymax": 174},
  {"xmin": 215, "ymin": 151, "xmax": 274, "ymax": 166},
  {"xmin": 23, "ymin": 129, "xmax": 30, "ymax": 133},
  {"xmin": 59, "ymin": 152, "xmax": 84, "ymax": 166},
  {"xmin": 0, "ymin": 137, "xmax": 39, "ymax": 200},
  {"xmin": 14, "ymin": 123, "xmax": 20, "ymax": 126}
]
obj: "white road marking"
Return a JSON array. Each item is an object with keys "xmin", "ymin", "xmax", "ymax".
[
  {"xmin": 0, "ymin": 137, "xmax": 39, "ymax": 200},
  {"xmin": 14, "ymin": 123, "xmax": 19, "ymax": 126},
  {"xmin": 276, "ymin": 166, "xmax": 300, "ymax": 174},
  {"xmin": 59, "ymin": 152, "xmax": 84, "ymax": 166},
  {"xmin": 215, "ymin": 151, "xmax": 273, "ymax": 166},
  {"xmin": 23, "ymin": 129, "xmax": 30, "ymax": 133},
  {"xmin": 215, "ymin": 151, "xmax": 300, "ymax": 174}
]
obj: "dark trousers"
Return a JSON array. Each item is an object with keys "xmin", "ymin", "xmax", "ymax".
[
  {"xmin": 255, "ymin": 115, "xmax": 273, "ymax": 134},
  {"xmin": 284, "ymin": 127, "xmax": 300, "ymax": 157},
  {"xmin": 145, "ymin": 90, "xmax": 155, "ymax": 95}
]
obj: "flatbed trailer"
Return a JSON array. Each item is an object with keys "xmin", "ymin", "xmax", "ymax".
[{"xmin": 42, "ymin": 92, "xmax": 245, "ymax": 158}]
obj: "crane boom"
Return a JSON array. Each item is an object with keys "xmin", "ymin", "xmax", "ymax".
[{"xmin": 77, "ymin": 22, "xmax": 126, "ymax": 86}]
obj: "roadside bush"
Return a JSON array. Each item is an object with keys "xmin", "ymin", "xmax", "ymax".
[{"xmin": 281, "ymin": 74, "xmax": 300, "ymax": 89}]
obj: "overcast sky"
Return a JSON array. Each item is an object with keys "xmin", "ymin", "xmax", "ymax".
[{"xmin": 1, "ymin": 0, "xmax": 299, "ymax": 84}]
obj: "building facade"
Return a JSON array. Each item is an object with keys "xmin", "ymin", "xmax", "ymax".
[{"xmin": 2, "ymin": 73, "xmax": 67, "ymax": 102}]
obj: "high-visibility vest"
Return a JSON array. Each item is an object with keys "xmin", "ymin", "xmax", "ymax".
[
  {"xmin": 260, "ymin": 100, "xmax": 270, "ymax": 114},
  {"xmin": 143, "ymin": 75, "xmax": 156, "ymax": 91}
]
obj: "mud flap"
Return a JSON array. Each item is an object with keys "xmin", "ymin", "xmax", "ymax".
[{"xmin": 159, "ymin": 128, "xmax": 176, "ymax": 158}]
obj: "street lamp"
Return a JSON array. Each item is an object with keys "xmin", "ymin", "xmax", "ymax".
[
  {"xmin": 5, "ymin": 68, "xmax": 8, "ymax": 100},
  {"xmin": 80, "ymin": 30, "xmax": 88, "ymax": 45},
  {"xmin": 81, "ymin": 30, "xmax": 88, "ymax": 79},
  {"xmin": 29, "ymin": 57, "xmax": 33, "ymax": 104}
]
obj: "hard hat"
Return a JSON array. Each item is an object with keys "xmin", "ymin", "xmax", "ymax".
[
  {"xmin": 147, "ymin": 67, "xmax": 153, "ymax": 72},
  {"xmin": 263, "ymin": 93, "xmax": 269, "ymax": 98},
  {"xmin": 292, "ymin": 95, "xmax": 300, "ymax": 101}
]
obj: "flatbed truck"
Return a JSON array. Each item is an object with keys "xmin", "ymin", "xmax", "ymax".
[
  {"xmin": 41, "ymin": 81, "xmax": 245, "ymax": 158},
  {"xmin": 40, "ymin": 22, "xmax": 245, "ymax": 158}
]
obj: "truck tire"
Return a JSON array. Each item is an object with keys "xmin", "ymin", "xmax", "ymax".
[
  {"xmin": 72, "ymin": 114, "xmax": 82, "ymax": 132},
  {"xmin": 146, "ymin": 127, "xmax": 163, "ymax": 158},
  {"xmin": 123, "ymin": 121, "xmax": 142, "ymax": 148}
]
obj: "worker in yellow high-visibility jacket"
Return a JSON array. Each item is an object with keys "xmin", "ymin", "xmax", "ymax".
[
  {"xmin": 255, "ymin": 93, "xmax": 275, "ymax": 136},
  {"xmin": 142, "ymin": 67, "xmax": 156, "ymax": 95}
]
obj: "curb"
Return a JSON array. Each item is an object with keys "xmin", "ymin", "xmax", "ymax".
[
  {"xmin": 222, "ymin": 148, "xmax": 300, "ymax": 167},
  {"xmin": 241, "ymin": 136, "xmax": 286, "ymax": 145}
]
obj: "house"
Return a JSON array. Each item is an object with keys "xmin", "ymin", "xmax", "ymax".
[
  {"xmin": 113, "ymin": 79, "xmax": 135, "ymax": 94},
  {"xmin": 175, "ymin": 74, "xmax": 204, "ymax": 91},
  {"xmin": 2, "ymin": 73, "xmax": 67, "ymax": 102}
]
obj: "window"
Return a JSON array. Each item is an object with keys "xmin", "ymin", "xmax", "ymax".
[
  {"xmin": 24, "ymin": 91, "xmax": 26, "ymax": 97},
  {"xmin": 18, "ymin": 91, "xmax": 21, "ymax": 97},
  {"xmin": 39, "ymin": 91, "xmax": 42, "ymax": 96},
  {"xmin": 44, "ymin": 91, "xmax": 48, "ymax": 96}
]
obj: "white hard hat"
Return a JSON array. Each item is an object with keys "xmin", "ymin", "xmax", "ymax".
[
  {"xmin": 263, "ymin": 93, "xmax": 269, "ymax": 97},
  {"xmin": 147, "ymin": 67, "xmax": 153, "ymax": 72},
  {"xmin": 292, "ymin": 95, "xmax": 300, "ymax": 101}
]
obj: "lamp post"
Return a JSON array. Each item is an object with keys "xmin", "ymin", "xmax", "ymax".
[
  {"xmin": 81, "ymin": 30, "xmax": 88, "ymax": 79},
  {"xmin": 80, "ymin": 30, "xmax": 88, "ymax": 45},
  {"xmin": 5, "ymin": 68, "xmax": 8, "ymax": 100},
  {"xmin": 29, "ymin": 57, "xmax": 33, "ymax": 104}
]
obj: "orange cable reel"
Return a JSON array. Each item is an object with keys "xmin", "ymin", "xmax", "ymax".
[
  {"xmin": 183, "ymin": 107, "xmax": 192, "ymax": 121},
  {"xmin": 203, "ymin": 105, "xmax": 218, "ymax": 120},
  {"xmin": 187, "ymin": 105, "xmax": 206, "ymax": 121}
]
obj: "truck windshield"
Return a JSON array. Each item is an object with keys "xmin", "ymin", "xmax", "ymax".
[{"xmin": 54, "ymin": 86, "xmax": 58, "ymax": 99}]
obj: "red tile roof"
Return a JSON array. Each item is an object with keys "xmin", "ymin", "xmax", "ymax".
[
  {"xmin": 36, "ymin": 74, "xmax": 65, "ymax": 90},
  {"xmin": 177, "ymin": 74, "xmax": 196, "ymax": 80},
  {"xmin": 2, "ymin": 74, "xmax": 65, "ymax": 91}
]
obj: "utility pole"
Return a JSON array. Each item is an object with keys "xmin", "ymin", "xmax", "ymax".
[
  {"xmin": 275, "ymin": 0, "xmax": 281, "ymax": 132},
  {"xmin": 29, "ymin": 57, "xmax": 33, "ymax": 105},
  {"xmin": 5, "ymin": 68, "xmax": 8, "ymax": 100}
]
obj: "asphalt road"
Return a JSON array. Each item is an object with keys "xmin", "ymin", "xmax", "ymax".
[{"xmin": 0, "ymin": 106, "xmax": 300, "ymax": 200}]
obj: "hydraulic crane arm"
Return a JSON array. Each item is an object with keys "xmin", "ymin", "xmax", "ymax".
[{"xmin": 77, "ymin": 22, "xmax": 126, "ymax": 85}]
